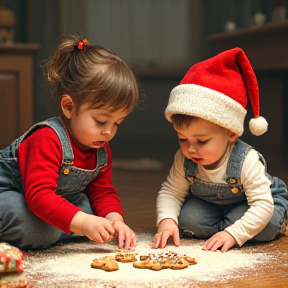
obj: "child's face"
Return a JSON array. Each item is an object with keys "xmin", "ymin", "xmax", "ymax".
[
  {"xmin": 174, "ymin": 118, "xmax": 237, "ymax": 170},
  {"xmin": 68, "ymin": 103, "xmax": 128, "ymax": 149}
]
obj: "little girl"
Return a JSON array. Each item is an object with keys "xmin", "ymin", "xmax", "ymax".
[
  {"xmin": 152, "ymin": 47, "xmax": 288, "ymax": 252},
  {"xmin": 0, "ymin": 35, "xmax": 138, "ymax": 250}
]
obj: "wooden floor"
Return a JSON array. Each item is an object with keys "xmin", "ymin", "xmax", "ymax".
[
  {"xmin": 2, "ymin": 150, "xmax": 288, "ymax": 287},
  {"xmin": 112, "ymin": 150, "xmax": 288, "ymax": 288}
]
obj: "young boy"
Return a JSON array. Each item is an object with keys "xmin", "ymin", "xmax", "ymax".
[{"xmin": 152, "ymin": 47, "xmax": 288, "ymax": 252}]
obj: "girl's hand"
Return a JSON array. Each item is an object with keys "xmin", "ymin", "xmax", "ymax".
[
  {"xmin": 112, "ymin": 221, "xmax": 137, "ymax": 250},
  {"xmin": 151, "ymin": 218, "xmax": 180, "ymax": 249},
  {"xmin": 70, "ymin": 211, "xmax": 115, "ymax": 243},
  {"xmin": 202, "ymin": 231, "xmax": 237, "ymax": 253}
]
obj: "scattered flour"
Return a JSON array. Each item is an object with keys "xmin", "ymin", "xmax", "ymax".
[{"xmin": 22, "ymin": 234, "xmax": 267, "ymax": 288}]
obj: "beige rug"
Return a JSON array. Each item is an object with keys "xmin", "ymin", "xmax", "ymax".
[
  {"xmin": 112, "ymin": 158, "xmax": 164, "ymax": 171},
  {"xmin": 1, "ymin": 234, "xmax": 270, "ymax": 288}
]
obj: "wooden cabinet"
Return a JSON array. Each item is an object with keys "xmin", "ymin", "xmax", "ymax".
[
  {"xmin": 207, "ymin": 20, "xmax": 288, "ymax": 167},
  {"xmin": 207, "ymin": 20, "xmax": 288, "ymax": 70},
  {"xmin": 0, "ymin": 43, "xmax": 40, "ymax": 149}
]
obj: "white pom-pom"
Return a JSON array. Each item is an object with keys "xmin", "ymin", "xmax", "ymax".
[{"xmin": 249, "ymin": 116, "xmax": 268, "ymax": 136}]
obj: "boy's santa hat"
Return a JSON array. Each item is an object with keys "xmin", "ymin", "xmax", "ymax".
[{"xmin": 165, "ymin": 47, "xmax": 268, "ymax": 136}]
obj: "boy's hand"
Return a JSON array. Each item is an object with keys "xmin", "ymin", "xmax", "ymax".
[
  {"xmin": 112, "ymin": 221, "xmax": 136, "ymax": 250},
  {"xmin": 70, "ymin": 211, "xmax": 115, "ymax": 243},
  {"xmin": 202, "ymin": 231, "xmax": 237, "ymax": 252},
  {"xmin": 151, "ymin": 218, "xmax": 180, "ymax": 249}
]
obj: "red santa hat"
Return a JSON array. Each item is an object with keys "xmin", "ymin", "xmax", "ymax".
[{"xmin": 165, "ymin": 47, "xmax": 268, "ymax": 136}]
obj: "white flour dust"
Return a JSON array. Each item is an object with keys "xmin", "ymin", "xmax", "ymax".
[{"xmin": 23, "ymin": 234, "xmax": 266, "ymax": 288}]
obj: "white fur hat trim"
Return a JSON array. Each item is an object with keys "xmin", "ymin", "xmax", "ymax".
[{"xmin": 165, "ymin": 84, "xmax": 247, "ymax": 136}]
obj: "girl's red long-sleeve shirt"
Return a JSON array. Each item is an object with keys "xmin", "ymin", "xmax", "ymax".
[{"xmin": 17, "ymin": 126, "xmax": 123, "ymax": 234}]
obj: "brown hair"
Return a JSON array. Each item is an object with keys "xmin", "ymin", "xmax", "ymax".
[
  {"xmin": 44, "ymin": 34, "xmax": 138, "ymax": 114},
  {"xmin": 171, "ymin": 114, "xmax": 198, "ymax": 128}
]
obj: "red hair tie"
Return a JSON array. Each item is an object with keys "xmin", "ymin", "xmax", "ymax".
[{"xmin": 77, "ymin": 39, "xmax": 89, "ymax": 50}]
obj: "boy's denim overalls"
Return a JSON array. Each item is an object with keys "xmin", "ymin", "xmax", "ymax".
[
  {"xmin": 0, "ymin": 117, "xmax": 108, "ymax": 249},
  {"xmin": 179, "ymin": 139, "xmax": 288, "ymax": 242}
]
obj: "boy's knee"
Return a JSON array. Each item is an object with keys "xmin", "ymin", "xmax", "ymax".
[
  {"xmin": 178, "ymin": 207, "xmax": 199, "ymax": 229},
  {"xmin": 178, "ymin": 213, "xmax": 217, "ymax": 239},
  {"xmin": 253, "ymin": 205, "xmax": 287, "ymax": 242},
  {"xmin": 252, "ymin": 221, "xmax": 280, "ymax": 242}
]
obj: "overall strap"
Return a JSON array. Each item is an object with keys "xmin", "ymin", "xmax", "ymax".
[
  {"xmin": 183, "ymin": 156, "xmax": 198, "ymax": 182},
  {"xmin": 45, "ymin": 117, "xmax": 74, "ymax": 164},
  {"xmin": 96, "ymin": 147, "xmax": 108, "ymax": 169},
  {"xmin": 20, "ymin": 117, "xmax": 74, "ymax": 164},
  {"xmin": 225, "ymin": 139, "xmax": 252, "ymax": 185}
]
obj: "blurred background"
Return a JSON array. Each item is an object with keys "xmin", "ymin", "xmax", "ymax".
[{"xmin": 0, "ymin": 0, "xmax": 288, "ymax": 175}]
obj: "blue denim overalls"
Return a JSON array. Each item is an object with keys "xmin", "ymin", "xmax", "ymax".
[
  {"xmin": 0, "ymin": 117, "xmax": 108, "ymax": 249},
  {"xmin": 178, "ymin": 139, "xmax": 288, "ymax": 242}
]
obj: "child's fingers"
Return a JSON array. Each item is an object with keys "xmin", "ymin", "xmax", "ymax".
[
  {"xmin": 124, "ymin": 229, "xmax": 137, "ymax": 250},
  {"xmin": 89, "ymin": 231, "xmax": 105, "ymax": 243},
  {"xmin": 89, "ymin": 227, "xmax": 111, "ymax": 243},
  {"xmin": 220, "ymin": 241, "xmax": 233, "ymax": 253},
  {"xmin": 203, "ymin": 237, "xmax": 218, "ymax": 251},
  {"xmin": 101, "ymin": 220, "xmax": 116, "ymax": 236},
  {"xmin": 153, "ymin": 231, "xmax": 171, "ymax": 249},
  {"xmin": 151, "ymin": 232, "xmax": 163, "ymax": 248},
  {"xmin": 159, "ymin": 232, "xmax": 171, "ymax": 248},
  {"xmin": 123, "ymin": 230, "xmax": 132, "ymax": 250},
  {"xmin": 129, "ymin": 231, "xmax": 137, "ymax": 249},
  {"xmin": 117, "ymin": 226, "xmax": 135, "ymax": 250},
  {"xmin": 124, "ymin": 229, "xmax": 135, "ymax": 250},
  {"xmin": 115, "ymin": 226, "xmax": 124, "ymax": 248},
  {"xmin": 99, "ymin": 228, "xmax": 112, "ymax": 242},
  {"xmin": 172, "ymin": 231, "xmax": 180, "ymax": 247}
]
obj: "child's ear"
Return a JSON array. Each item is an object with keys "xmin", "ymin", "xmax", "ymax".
[
  {"xmin": 61, "ymin": 94, "xmax": 74, "ymax": 119},
  {"xmin": 229, "ymin": 131, "xmax": 238, "ymax": 142}
]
